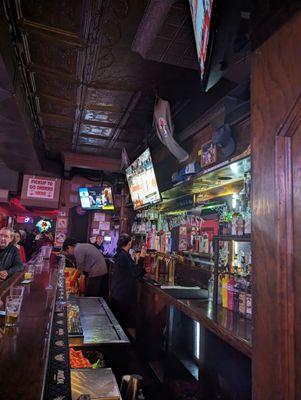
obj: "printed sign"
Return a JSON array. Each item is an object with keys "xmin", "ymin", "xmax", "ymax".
[
  {"xmin": 27, "ymin": 177, "xmax": 55, "ymax": 199},
  {"xmin": 99, "ymin": 221, "xmax": 110, "ymax": 231},
  {"xmin": 57, "ymin": 218, "xmax": 67, "ymax": 229}
]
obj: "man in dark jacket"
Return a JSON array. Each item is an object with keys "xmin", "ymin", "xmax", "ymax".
[{"xmin": 0, "ymin": 227, "xmax": 24, "ymax": 280}]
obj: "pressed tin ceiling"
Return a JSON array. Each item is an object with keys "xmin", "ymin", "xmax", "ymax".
[
  {"xmin": 1, "ymin": 0, "xmax": 250, "ymax": 174},
  {"xmin": 1, "ymin": 0, "xmax": 204, "ymax": 163}
]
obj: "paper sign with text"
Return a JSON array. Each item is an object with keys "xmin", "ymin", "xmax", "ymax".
[{"xmin": 27, "ymin": 177, "xmax": 55, "ymax": 199}]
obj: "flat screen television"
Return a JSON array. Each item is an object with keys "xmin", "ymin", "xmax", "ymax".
[
  {"xmin": 126, "ymin": 148, "xmax": 161, "ymax": 210},
  {"xmin": 189, "ymin": 0, "xmax": 215, "ymax": 89},
  {"xmin": 78, "ymin": 186, "xmax": 114, "ymax": 210}
]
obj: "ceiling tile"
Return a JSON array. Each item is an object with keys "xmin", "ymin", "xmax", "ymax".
[
  {"xmin": 84, "ymin": 110, "xmax": 122, "ymax": 124},
  {"xmin": 80, "ymin": 124, "xmax": 113, "ymax": 136}
]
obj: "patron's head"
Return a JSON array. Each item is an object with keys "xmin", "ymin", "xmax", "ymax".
[
  {"xmin": 62, "ymin": 238, "xmax": 77, "ymax": 256},
  {"xmin": 0, "ymin": 228, "xmax": 14, "ymax": 249}
]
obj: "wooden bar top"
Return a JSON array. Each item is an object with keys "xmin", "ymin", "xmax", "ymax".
[
  {"xmin": 141, "ymin": 278, "xmax": 252, "ymax": 358},
  {"xmin": 0, "ymin": 261, "xmax": 57, "ymax": 400}
]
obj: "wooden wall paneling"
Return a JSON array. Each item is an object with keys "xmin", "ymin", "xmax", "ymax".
[{"xmin": 251, "ymin": 11, "xmax": 301, "ymax": 400}]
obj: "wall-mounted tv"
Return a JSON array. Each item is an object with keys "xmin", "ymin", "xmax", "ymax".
[
  {"xmin": 78, "ymin": 186, "xmax": 114, "ymax": 210},
  {"xmin": 189, "ymin": 0, "xmax": 214, "ymax": 87},
  {"xmin": 126, "ymin": 148, "xmax": 161, "ymax": 211}
]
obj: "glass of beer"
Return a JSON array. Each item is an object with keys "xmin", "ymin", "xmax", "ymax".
[
  {"xmin": 5, "ymin": 296, "xmax": 21, "ymax": 327},
  {"xmin": 10, "ymin": 285, "xmax": 24, "ymax": 300},
  {"xmin": 24, "ymin": 265, "xmax": 35, "ymax": 280}
]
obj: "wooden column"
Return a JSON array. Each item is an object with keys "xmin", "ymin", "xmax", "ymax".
[{"xmin": 252, "ymin": 11, "xmax": 301, "ymax": 400}]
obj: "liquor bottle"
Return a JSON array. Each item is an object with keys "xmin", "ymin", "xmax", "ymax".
[
  {"xmin": 222, "ymin": 274, "xmax": 229, "ymax": 308},
  {"xmin": 217, "ymin": 275, "xmax": 223, "ymax": 305},
  {"xmin": 233, "ymin": 276, "xmax": 240, "ymax": 313},
  {"xmin": 246, "ymin": 284, "xmax": 252, "ymax": 320},
  {"xmin": 227, "ymin": 275, "xmax": 235, "ymax": 311},
  {"xmin": 208, "ymin": 274, "xmax": 214, "ymax": 302},
  {"xmin": 239, "ymin": 279, "xmax": 247, "ymax": 317}
]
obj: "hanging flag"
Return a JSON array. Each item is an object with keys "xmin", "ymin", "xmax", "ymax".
[
  {"xmin": 153, "ymin": 97, "xmax": 189, "ymax": 163},
  {"xmin": 121, "ymin": 147, "xmax": 130, "ymax": 170}
]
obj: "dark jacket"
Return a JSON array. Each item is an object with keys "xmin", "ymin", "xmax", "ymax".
[
  {"xmin": 0, "ymin": 244, "xmax": 24, "ymax": 277},
  {"xmin": 111, "ymin": 249, "xmax": 145, "ymax": 306}
]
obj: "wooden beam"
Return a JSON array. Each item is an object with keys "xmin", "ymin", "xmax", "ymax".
[
  {"xmin": 89, "ymin": 81, "xmax": 138, "ymax": 93},
  {"xmin": 43, "ymin": 126, "xmax": 73, "ymax": 136},
  {"xmin": 36, "ymin": 92, "xmax": 76, "ymax": 107},
  {"xmin": 40, "ymin": 112, "xmax": 74, "ymax": 123},
  {"xmin": 85, "ymin": 104, "xmax": 124, "ymax": 113},
  {"xmin": 82, "ymin": 120, "xmax": 117, "ymax": 129},
  {"xmin": 80, "ymin": 133, "xmax": 139, "ymax": 144},
  {"xmin": 28, "ymin": 63, "xmax": 79, "ymax": 84},
  {"xmin": 63, "ymin": 151, "xmax": 121, "ymax": 173},
  {"xmin": 18, "ymin": 18, "xmax": 85, "ymax": 46}
]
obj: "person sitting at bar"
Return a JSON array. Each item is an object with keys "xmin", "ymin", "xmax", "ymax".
[
  {"xmin": 13, "ymin": 231, "xmax": 26, "ymax": 263},
  {"xmin": 62, "ymin": 238, "xmax": 108, "ymax": 297},
  {"xmin": 111, "ymin": 234, "xmax": 148, "ymax": 328},
  {"xmin": 0, "ymin": 227, "xmax": 24, "ymax": 280}
]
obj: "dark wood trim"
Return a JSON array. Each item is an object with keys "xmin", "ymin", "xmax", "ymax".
[
  {"xmin": 85, "ymin": 104, "xmax": 124, "ymax": 113},
  {"xmin": 80, "ymin": 133, "xmax": 140, "ymax": 144},
  {"xmin": 18, "ymin": 19, "xmax": 85, "ymax": 48},
  {"xmin": 35, "ymin": 92, "xmax": 76, "ymax": 107},
  {"xmin": 28, "ymin": 63, "xmax": 79, "ymax": 83},
  {"xmin": 140, "ymin": 280, "xmax": 252, "ymax": 358},
  {"xmin": 82, "ymin": 120, "xmax": 118, "ymax": 129},
  {"xmin": 275, "ymin": 136, "xmax": 295, "ymax": 400},
  {"xmin": 63, "ymin": 151, "xmax": 122, "ymax": 173},
  {"xmin": 18, "ymin": 18, "xmax": 83, "ymax": 41},
  {"xmin": 40, "ymin": 112, "xmax": 74, "ymax": 123}
]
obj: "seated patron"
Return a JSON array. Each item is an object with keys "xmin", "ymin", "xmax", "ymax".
[
  {"xmin": 13, "ymin": 231, "xmax": 26, "ymax": 263},
  {"xmin": 0, "ymin": 227, "xmax": 24, "ymax": 280}
]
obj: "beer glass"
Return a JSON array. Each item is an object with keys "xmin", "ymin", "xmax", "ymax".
[{"xmin": 5, "ymin": 296, "xmax": 21, "ymax": 327}]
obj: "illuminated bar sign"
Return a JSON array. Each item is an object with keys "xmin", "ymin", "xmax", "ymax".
[{"xmin": 21, "ymin": 175, "xmax": 61, "ymax": 208}]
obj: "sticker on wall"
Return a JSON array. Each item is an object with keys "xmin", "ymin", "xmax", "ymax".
[{"xmin": 36, "ymin": 219, "xmax": 52, "ymax": 232}]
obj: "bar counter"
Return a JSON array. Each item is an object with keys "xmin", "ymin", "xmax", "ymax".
[
  {"xmin": 140, "ymin": 277, "xmax": 252, "ymax": 358},
  {"xmin": 0, "ymin": 261, "xmax": 57, "ymax": 400}
]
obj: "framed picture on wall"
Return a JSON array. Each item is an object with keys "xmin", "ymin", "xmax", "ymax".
[{"xmin": 200, "ymin": 141, "xmax": 217, "ymax": 167}]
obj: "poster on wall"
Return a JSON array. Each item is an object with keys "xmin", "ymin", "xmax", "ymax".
[
  {"xmin": 57, "ymin": 218, "xmax": 67, "ymax": 229},
  {"xmin": 94, "ymin": 213, "xmax": 105, "ymax": 222},
  {"xmin": 55, "ymin": 232, "xmax": 66, "ymax": 245},
  {"xmin": 27, "ymin": 177, "xmax": 55, "ymax": 199},
  {"xmin": 99, "ymin": 221, "xmax": 111, "ymax": 231}
]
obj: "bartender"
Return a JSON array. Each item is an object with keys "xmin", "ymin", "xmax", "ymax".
[
  {"xmin": 62, "ymin": 238, "xmax": 108, "ymax": 297},
  {"xmin": 0, "ymin": 227, "xmax": 23, "ymax": 280}
]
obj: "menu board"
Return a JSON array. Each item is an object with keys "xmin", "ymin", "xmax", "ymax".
[{"xmin": 126, "ymin": 148, "xmax": 161, "ymax": 210}]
